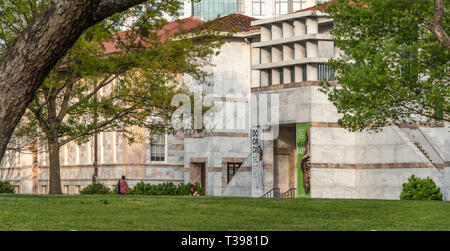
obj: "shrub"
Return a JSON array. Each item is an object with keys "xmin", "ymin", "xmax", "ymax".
[
  {"xmin": 80, "ymin": 182, "xmax": 111, "ymax": 195},
  {"xmin": 130, "ymin": 182, "xmax": 205, "ymax": 196},
  {"xmin": 400, "ymin": 175, "xmax": 443, "ymax": 201},
  {"xmin": 0, "ymin": 181, "xmax": 15, "ymax": 194}
]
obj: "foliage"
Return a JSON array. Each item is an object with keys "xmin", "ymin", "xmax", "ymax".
[
  {"xmin": 130, "ymin": 182, "xmax": 205, "ymax": 196},
  {"xmin": 0, "ymin": 180, "xmax": 15, "ymax": 194},
  {"xmin": 1, "ymin": 0, "xmax": 227, "ymax": 194},
  {"xmin": 321, "ymin": 0, "xmax": 449, "ymax": 132},
  {"xmin": 400, "ymin": 175, "xmax": 443, "ymax": 201},
  {"xmin": 80, "ymin": 182, "xmax": 111, "ymax": 195}
]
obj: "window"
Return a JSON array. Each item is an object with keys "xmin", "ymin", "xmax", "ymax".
[
  {"xmin": 227, "ymin": 163, "xmax": 242, "ymax": 183},
  {"xmin": 150, "ymin": 134, "xmax": 166, "ymax": 162},
  {"xmin": 115, "ymin": 132, "xmax": 123, "ymax": 163},
  {"xmin": 302, "ymin": 64, "xmax": 307, "ymax": 81},
  {"xmin": 275, "ymin": 0, "xmax": 289, "ymax": 16},
  {"xmin": 290, "ymin": 66, "xmax": 295, "ymax": 83},
  {"xmin": 193, "ymin": 0, "xmax": 239, "ymax": 21},
  {"xmin": 293, "ymin": 0, "xmax": 305, "ymax": 12},
  {"xmin": 102, "ymin": 132, "xmax": 113, "ymax": 164},
  {"xmin": 268, "ymin": 70, "xmax": 272, "ymax": 86},
  {"xmin": 67, "ymin": 142, "xmax": 77, "ymax": 165},
  {"xmin": 279, "ymin": 68, "xmax": 284, "ymax": 84},
  {"xmin": 79, "ymin": 143, "xmax": 88, "ymax": 164},
  {"xmin": 178, "ymin": 0, "xmax": 184, "ymax": 16},
  {"xmin": 318, "ymin": 64, "xmax": 334, "ymax": 81},
  {"xmin": 252, "ymin": 0, "xmax": 264, "ymax": 16}
]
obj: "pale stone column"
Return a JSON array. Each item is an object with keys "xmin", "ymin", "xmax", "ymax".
[
  {"xmin": 63, "ymin": 145, "xmax": 68, "ymax": 165},
  {"xmin": 87, "ymin": 138, "xmax": 92, "ymax": 164},
  {"xmin": 271, "ymin": 24, "xmax": 282, "ymax": 40},
  {"xmin": 113, "ymin": 132, "xmax": 117, "ymax": 163},
  {"xmin": 282, "ymin": 22, "xmax": 294, "ymax": 38},
  {"xmin": 294, "ymin": 19, "xmax": 306, "ymax": 35},
  {"xmin": 295, "ymin": 42, "xmax": 306, "ymax": 59},
  {"xmin": 306, "ymin": 41, "xmax": 318, "ymax": 58},
  {"xmin": 260, "ymin": 70, "xmax": 269, "ymax": 87},
  {"xmin": 306, "ymin": 17, "xmax": 318, "ymax": 34},
  {"xmin": 295, "ymin": 65, "xmax": 304, "ymax": 82},
  {"xmin": 272, "ymin": 68, "xmax": 281, "ymax": 85},
  {"xmin": 283, "ymin": 67, "xmax": 292, "ymax": 84},
  {"xmin": 272, "ymin": 46, "xmax": 282, "ymax": 63},
  {"xmin": 283, "ymin": 45, "xmax": 294, "ymax": 61},
  {"xmin": 261, "ymin": 26, "xmax": 272, "ymax": 42},
  {"xmin": 261, "ymin": 48, "xmax": 271, "ymax": 64},
  {"xmin": 99, "ymin": 132, "xmax": 104, "ymax": 164},
  {"xmin": 307, "ymin": 63, "xmax": 318, "ymax": 81},
  {"xmin": 76, "ymin": 144, "xmax": 80, "ymax": 165}
]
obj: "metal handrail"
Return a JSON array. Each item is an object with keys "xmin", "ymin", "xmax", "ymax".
[
  {"xmin": 261, "ymin": 188, "xmax": 280, "ymax": 198},
  {"xmin": 281, "ymin": 188, "xmax": 297, "ymax": 199}
]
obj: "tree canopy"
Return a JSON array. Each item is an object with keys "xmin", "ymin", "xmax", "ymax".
[{"xmin": 321, "ymin": 0, "xmax": 449, "ymax": 131}]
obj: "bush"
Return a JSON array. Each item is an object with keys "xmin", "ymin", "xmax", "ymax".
[
  {"xmin": 80, "ymin": 182, "xmax": 111, "ymax": 195},
  {"xmin": 130, "ymin": 182, "xmax": 205, "ymax": 196},
  {"xmin": 400, "ymin": 175, "xmax": 443, "ymax": 201},
  {"xmin": 0, "ymin": 181, "xmax": 15, "ymax": 194}
]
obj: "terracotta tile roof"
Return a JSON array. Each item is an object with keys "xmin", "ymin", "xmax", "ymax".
[
  {"xmin": 103, "ymin": 13, "xmax": 259, "ymax": 55},
  {"xmin": 103, "ymin": 17, "xmax": 205, "ymax": 55},
  {"xmin": 204, "ymin": 13, "xmax": 260, "ymax": 32}
]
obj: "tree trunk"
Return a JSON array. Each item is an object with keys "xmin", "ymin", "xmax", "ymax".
[
  {"xmin": 48, "ymin": 136, "xmax": 62, "ymax": 195},
  {"xmin": 429, "ymin": 0, "xmax": 450, "ymax": 50},
  {"xmin": 0, "ymin": 0, "xmax": 147, "ymax": 163}
]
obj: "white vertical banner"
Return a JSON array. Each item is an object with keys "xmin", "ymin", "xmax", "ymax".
[{"xmin": 251, "ymin": 128, "xmax": 264, "ymax": 197}]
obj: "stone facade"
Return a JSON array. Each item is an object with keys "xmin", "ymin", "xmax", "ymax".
[{"xmin": 249, "ymin": 9, "xmax": 449, "ymax": 200}]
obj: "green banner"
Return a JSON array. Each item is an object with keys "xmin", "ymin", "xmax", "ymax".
[{"xmin": 297, "ymin": 124, "xmax": 311, "ymax": 198}]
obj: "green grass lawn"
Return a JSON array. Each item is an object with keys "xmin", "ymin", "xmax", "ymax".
[{"xmin": 0, "ymin": 194, "xmax": 448, "ymax": 231}]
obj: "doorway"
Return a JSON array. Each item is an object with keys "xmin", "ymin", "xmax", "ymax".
[{"xmin": 190, "ymin": 162, "xmax": 206, "ymax": 191}]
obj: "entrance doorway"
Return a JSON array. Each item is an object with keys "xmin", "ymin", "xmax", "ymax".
[
  {"xmin": 274, "ymin": 125, "xmax": 297, "ymax": 195},
  {"xmin": 190, "ymin": 162, "xmax": 206, "ymax": 191}
]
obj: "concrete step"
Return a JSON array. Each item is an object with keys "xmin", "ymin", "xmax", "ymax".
[{"xmin": 414, "ymin": 143, "xmax": 443, "ymax": 171}]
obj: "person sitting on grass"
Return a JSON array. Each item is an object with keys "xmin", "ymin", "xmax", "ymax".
[
  {"xmin": 118, "ymin": 175, "xmax": 130, "ymax": 195},
  {"xmin": 189, "ymin": 184, "xmax": 199, "ymax": 196}
]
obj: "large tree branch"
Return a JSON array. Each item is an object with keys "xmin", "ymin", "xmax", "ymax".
[
  {"xmin": 429, "ymin": 0, "xmax": 450, "ymax": 50},
  {"xmin": 0, "ymin": 0, "xmax": 149, "ymax": 160}
]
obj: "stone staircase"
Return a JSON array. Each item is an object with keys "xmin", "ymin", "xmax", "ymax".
[{"xmin": 414, "ymin": 142, "xmax": 444, "ymax": 172}]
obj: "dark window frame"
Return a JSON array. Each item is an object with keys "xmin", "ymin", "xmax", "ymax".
[{"xmin": 227, "ymin": 162, "xmax": 242, "ymax": 183}]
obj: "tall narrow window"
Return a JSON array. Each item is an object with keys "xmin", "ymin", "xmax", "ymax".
[
  {"xmin": 293, "ymin": 0, "xmax": 305, "ymax": 12},
  {"xmin": 318, "ymin": 64, "xmax": 334, "ymax": 81},
  {"xmin": 275, "ymin": 0, "xmax": 289, "ymax": 16},
  {"xmin": 268, "ymin": 70, "xmax": 272, "ymax": 86},
  {"xmin": 227, "ymin": 163, "xmax": 242, "ymax": 183},
  {"xmin": 252, "ymin": 0, "xmax": 264, "ymax": 16},
  {"xmin": 279, "ymin": 68, "xmax": 284, "ymax": 84},
  {"xmin": 302, "ymin": 64, "xmax": 307, "ymax": 81},
  {"xmin": 150, "ymin": 134, "xmax": 166, "ymax": 162}
]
